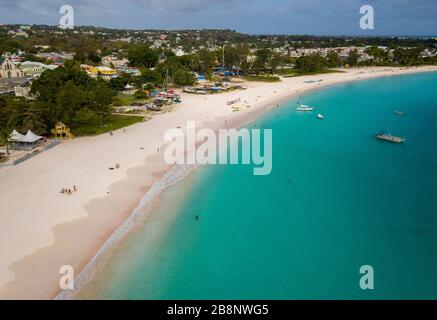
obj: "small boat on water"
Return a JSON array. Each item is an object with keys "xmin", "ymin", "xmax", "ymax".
[
  {"xmin": 376, "ymin": 131, "xmax": 405, "ymax": 143},
  {"xmin": 297, "ymin": 104, "xmax": 314, "ymax": 112},
  {"xmin": 317, "ymin": 113, "xmax": 325, "ymax": 120}
]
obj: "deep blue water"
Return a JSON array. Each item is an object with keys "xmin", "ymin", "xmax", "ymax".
[{"xmin": 80, "ymin": 72, "xmax": 437, "ymax": 300}]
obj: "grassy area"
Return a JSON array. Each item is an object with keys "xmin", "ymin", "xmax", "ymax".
[
  {"xmin": 244, "ymin": 75, "xmax": 281, "ymax": 82},
  {"xmin": 112, "ymin": 94, "xmax": 151, "ymax": 106},
  {"xmin": 71, "ymin": 114, "xmax": 144, "ymax": 137},
  {"xmin": 283, "ymin": 69, "xmax": 345, "ymax": 77}
]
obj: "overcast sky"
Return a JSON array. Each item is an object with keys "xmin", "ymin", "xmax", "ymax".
[{"xmin": 0, "ymin": 0, "xmax": 436, "ymax": 35}]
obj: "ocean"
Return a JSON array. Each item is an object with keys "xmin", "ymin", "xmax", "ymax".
[{"xmin": 78, "ymin": 72, "xmax": 437, "ymax": 300}]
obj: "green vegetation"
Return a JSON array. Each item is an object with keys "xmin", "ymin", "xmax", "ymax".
[
  {"xmin": 112, "ymin": 94, "xmax": 142, "ymax": 106},
  {"xmin": 244, "ymin": 75, "xmax": 281, "ymax": 82},
  {"xmin": 283, "ymin": 69, "xmax": 344, "ymax": 77},
  {"xmin": 1, "ymin": 25, "xmax": 436, "ymax": 143},
  {"xmin": 0, "ymin": 60, "xmax": 117, "ymax": 138},
  {"xmin": 127, "ymin": 44, "xmax": 159, "ymax": 68},
  {"xmin": 173, "ymin": 69, "xmax": 196, "ymax": 86},
  {"xmin": 70, "ymin": 113, "xmax": 144, "ymax": 137}
]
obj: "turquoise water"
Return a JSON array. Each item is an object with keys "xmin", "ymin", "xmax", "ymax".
[{"xmin": 81, "ymin": 72, "xmax": 437, "ymax": 300}]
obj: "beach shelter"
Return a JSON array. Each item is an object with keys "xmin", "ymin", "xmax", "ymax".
[
  {"xmin": 8, "ymin": 129, "xmax": 43, "ymax": 149},
  {"xmin": 9, "ymin": 129, "xmax": 26, "ymax": 142},
  {"xmin": 23, "ymin": 130, "xmax": 43, "ymax": 143}
]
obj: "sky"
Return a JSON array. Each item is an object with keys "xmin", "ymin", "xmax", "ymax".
[{"xmin": 0, "ymin": 0, "xmax": 436, "ymax": 36}]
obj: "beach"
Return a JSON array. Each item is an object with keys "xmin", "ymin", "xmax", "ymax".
[{"xmin": 1, "ymin": 65, "xmax": 436, "ymax": 299}]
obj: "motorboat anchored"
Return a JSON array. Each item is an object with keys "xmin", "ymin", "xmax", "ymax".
[{"xmin": 376, "ymin": 131, "xmax": 405, "ymax": 143}]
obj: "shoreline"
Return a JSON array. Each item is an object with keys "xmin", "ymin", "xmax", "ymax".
[{"xmin": 1, "ymin": 66, "xmax": 436, "ymax": 299}]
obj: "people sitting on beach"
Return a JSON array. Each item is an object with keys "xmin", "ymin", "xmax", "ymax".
[{"xmin": 61, "ymin": 187, "xmax": 78, "ymax": 195}]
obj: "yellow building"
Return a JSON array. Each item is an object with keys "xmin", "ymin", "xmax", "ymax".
[{"xmin": 82, "ymin": 65, "xmax": 118, "ymax": 81}]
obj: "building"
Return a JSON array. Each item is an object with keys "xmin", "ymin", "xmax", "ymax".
[
  {"xmin": 82, "ymin": 65, "xmax": 118, "ymax": 81},
  {"xmin": 117, "ymin": 66, "xmax": 141, "ymax": 77},
  {"xmin": 19, "ymin": 61, "xmax": 58, "ymax": 77},
  {"xmin": 101, "ymin": 55, "xmax": 129, "ymax": 67},
  {"xmin": 14, "ymin": 80, "xmax": 33, "ymax": 99},
  {"xmin": 0, "ymin": 56, "xmax": 26, "ymax": 79},
  {"xmin": 36, "ymin": 52, "xmax": 74, "ymax": 66}
]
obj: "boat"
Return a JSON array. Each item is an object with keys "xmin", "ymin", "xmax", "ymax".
[
  {"xmin": 183, "ymin": 87, "xmax": 196, "ymax": 94},
  {"xmin": 376, "ymin": 131, "xmax": 405, "ymax": 143},
  {"xmin": 146, "ymin": 104, "xmax": 161, "ymax": 111},
  {"xmin": 317, "ymin": 113, "xmax": 325, "ymax": 120},
  {"xmin": 297, "ymin": 104, "xmax": 314, "ymax": 112}
]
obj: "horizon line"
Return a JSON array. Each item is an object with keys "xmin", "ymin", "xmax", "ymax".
[{"xmin": 1, "ymin": 23, "xmax": 436, "ymax": 39}]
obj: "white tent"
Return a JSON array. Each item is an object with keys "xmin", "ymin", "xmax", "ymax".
[
  {"xmin": 23, "ymin": 130, "xmax": 43, "ymax": 143},
  {"xmin": 9, "ymin": 129, "xmax": 26, "ymax": 142},
  {"xmin": 9, "ymin": 129, "xmax": 43, "ymax": 143}
]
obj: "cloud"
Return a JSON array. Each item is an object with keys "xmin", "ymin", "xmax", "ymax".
[{"xmin": 0, "ymin": 0, "xmax": 435, "ymax": 35}]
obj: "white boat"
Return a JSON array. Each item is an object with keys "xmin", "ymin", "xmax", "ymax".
[
  {"xmin": 297, "ymin": 104, "xmax": 314, "ymax": 112},
  {"xmin": 317, "ymin": 113, "xmax": 325, "ymax": 119}
]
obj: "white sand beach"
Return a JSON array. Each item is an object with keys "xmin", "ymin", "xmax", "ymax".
[{"xmin": 0, "ymin": 66, "xmax": 436, "ymax": 299}]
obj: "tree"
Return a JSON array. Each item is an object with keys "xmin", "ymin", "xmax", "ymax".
[
  {"xmin": 346, "ymin": 49, "xmax": 360, "ymax": 67},
  {"xmin": 326, "ymin": 51, "xmax": 342, "ymax": 68},
  {"xmin": 194, "ymin": 49, "xmax": 216, "ymax": 75},
  {"xmin": 173, "ymin": 69, "xmax": 196, "ymax": 86},
  {"xmin": 109, "ymin": 74, "xmax": 132, "ymax": 92},
  {"xmin": 365, "ymin": 46, "xmax": 388, "ymax": 64},
  {"xmin": 393, "ymin": 48, "xmax": 423, "ymax": 66},
  {"xmin": 88, "ymin": 79, "xmax": 114, "ymax": 121},
  {"xmin": 22, "ymin": 103, "xmax": 46, "ymax": 134},
  {"xmin": 0, "ymin": 128, "xmax": 11, "ymax": 155},
  {"xmin": 253, "ymin": 48, "xmax": 272, "ymax": 74},
  {"xmin": 140, "ymin": 68, "xmax": 163, "ymax": 86},
  {"xmin": 74, "ymin": 47, "xmax": 101, "ymax": 64},
  {"xmin": 55, "ymin": 81, "xmax": 87, "ymax": 124},
  {"xmin": 294, "ymin": 54, "xmax": 326, "ymax": 73},
  {"xmin": 127, "ymin": 44, "xmax": 159, "ymax": 68},
  {"xmin": 31, "ymin": 61, "xmax": 115, "ymax": 128},
  {"xmin": 269, "ymin": 53, "xmax": 283, "ymax": 74}
]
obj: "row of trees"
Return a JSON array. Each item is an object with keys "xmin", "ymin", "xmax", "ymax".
[
  {"xmin": 124, "ymin": 43, "xmax": 435, "ymax": 80},
  {"xmin": 293, "ymin": 46, "xmax": 433, "ymax": 74}
]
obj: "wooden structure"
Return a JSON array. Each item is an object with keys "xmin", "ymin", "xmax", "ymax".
[{"xmin": 51, "ymin": 122, "xmax": 75, "ymax": 139}]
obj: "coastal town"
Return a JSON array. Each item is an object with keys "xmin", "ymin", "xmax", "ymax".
[
  {"xmin": 1, "ymin": 20, "xmax": 437, "ymax": 301},
  {"xmin": 1, "ymin": 24, "xmax": 436, "ymax": 164}
]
